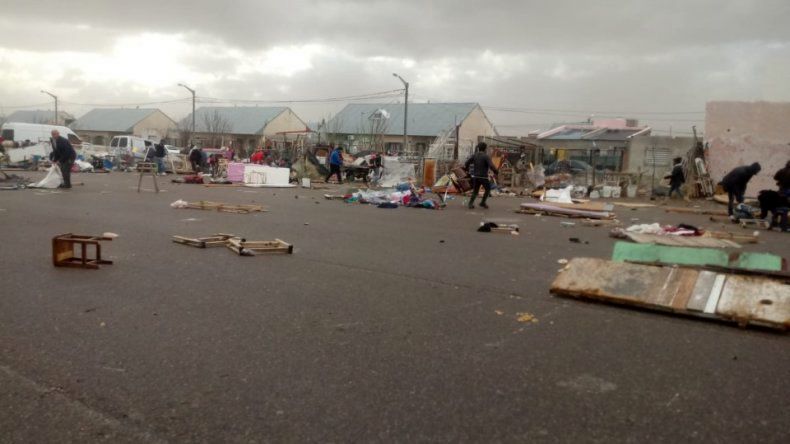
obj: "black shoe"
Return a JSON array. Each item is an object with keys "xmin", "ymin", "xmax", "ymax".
[{"xmin": 480, "ymin": 203, "xmax": 489, "ymax": 209}]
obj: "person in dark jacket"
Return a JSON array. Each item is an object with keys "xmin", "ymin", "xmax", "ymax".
[
  {"xmin": 664, "ymin": 157, "xmax": 685, "ymax": 199},
  {"xmin": 774, "ymin": 160, "xmax": 790, "ymax": 197},
  {"xmin": 325, "ymin": 146, "xmax": 344, "ymax": 184},
  {"xmin": 188, "ymin": 145, "xmax": 202, "ymax": 173},
  {"xmin": 155, "ymin": 140, "xmax": 167, "ymax": 175},
  {"xmin": 49, "ymin": 129, "xmax": 76, "ymax": 189},
  {"xmin": 719, "ymin": 162, "xmax": 761, "ymax": 218},
  {"xmin": 464, "ymin": 142, "xmax": 499, "ymax": 209}
]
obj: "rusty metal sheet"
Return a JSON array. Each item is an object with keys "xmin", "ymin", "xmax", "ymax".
[{"xmin": 552, "ymin": 258, "xmax": 790, "ymax": 330}]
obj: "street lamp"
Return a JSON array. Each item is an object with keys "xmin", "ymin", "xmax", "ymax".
[
  {"xmin": 178, "ymin": 83, "xmax": 196, "ymax": 144},
  {"xmin": 392, "ymin": 73, "xmax": 408, "ymax": 153},
  {"xmin": 40, "ymin": 90, "xmax": 58, "ymax": 125}
]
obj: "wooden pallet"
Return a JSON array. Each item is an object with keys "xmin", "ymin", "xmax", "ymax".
[
  {"xmin": 551, "ymin": 257, "xmax": 789, "ymax": 330},
  {"xmin": 184, "ymin": 201, "xmax": 266, "ymax": 214},
  {"xmin": 172, "ymin": 234, "xmax": 240, "ymax": 248},
  {"xmin": 226, "ymin": 238, "xmax": 293, "ymax": 256}
]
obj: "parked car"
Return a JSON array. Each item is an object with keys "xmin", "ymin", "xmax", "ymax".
[{"xmin": 544, "ymin": 159, "xmax": 592, "ymax": 176}]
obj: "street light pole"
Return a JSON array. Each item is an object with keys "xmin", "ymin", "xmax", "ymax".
[
  {"xmin": 178, "ymin": 83, "xmax": 196, "ymax": 144},
  {"xmin": 40, "ymin": 90, "xmax": 58, "ymax": 125},
  {"xmin": 392, "ymin": 73, "xmax": 408, "ymax": 153}
]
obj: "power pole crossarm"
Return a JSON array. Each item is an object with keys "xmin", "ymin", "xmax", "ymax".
[
  {"xmin": 392, "ymin": 73, "xmax": 409, "ymax": 153},
  {"xmin": 178, "ymin": 83, "xmax": 196, "ymax": 145}
]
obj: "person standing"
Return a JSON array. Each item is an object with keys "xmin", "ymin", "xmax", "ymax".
[
  {"xmin": 719, "ymin": 162, "xmax": 761, "ymax": 219},
  {"xmin": 155, "ymin": 139, "xmax": 167, "ymax": 175},
  {"xmin": 665, "ymin": 157, "xmax": 685, "ymax": 199},
  {"xmin": 325, "ymin": 146, "xmax": 344, "ymax": 184},
  {"xmin": 464, "ymin": 142, "xmax": 498, "ymax": 209},
  {"xmin": 49, "ymin": 129, "xmax": 76, "ymax": 189}
]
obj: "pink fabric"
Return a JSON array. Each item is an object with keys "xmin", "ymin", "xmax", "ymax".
[{"xmin": 227, "ymin": 163, "xmax": 245, "ymax": 183}]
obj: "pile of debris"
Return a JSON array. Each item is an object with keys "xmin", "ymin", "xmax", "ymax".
[{"xmin": 0, "ymin": 169, "xmax": 32, "ymax": 190}]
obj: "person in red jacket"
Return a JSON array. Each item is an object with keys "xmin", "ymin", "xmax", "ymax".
[{"xmin": 250, "ymin": 148, "xmax": 264, "ymax": 164}]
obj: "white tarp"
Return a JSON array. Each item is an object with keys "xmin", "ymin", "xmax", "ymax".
[
  {"xmin": 378, "ymin": 156, "xmax": 416, "ymax": 188},
  {"xmin": 29, "ymin": 165, "xmax": 63, "ymax": 188},
  {"xmin": 542, "ymin": 185, "xmax": 574, "ymax": 203}
]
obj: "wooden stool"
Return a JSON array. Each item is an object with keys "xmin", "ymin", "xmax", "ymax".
[
  {"xmin": 136, "ymin": 162, "xmax": 160, "ymax": 193},
  {"xmin": 52, "ymin": 234, "xmax": 113, "ymax": 269}
]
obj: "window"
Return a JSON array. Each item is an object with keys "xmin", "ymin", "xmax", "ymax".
[
  {"xmin": 118, "ymin": 137, "xmax": 128, "ymax": 148},
  {"xmin": 644, "ymin": 147, "xmax": 670, "ymax": 167}
]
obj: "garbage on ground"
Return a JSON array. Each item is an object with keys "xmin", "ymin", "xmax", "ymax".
[
  {"xmin": 337, "ymin": 183, "xmax": 441, "ymax": 210},
  {"xmin": 0, "ymin": 170, "xmax": 31, "ymax": 189},
  {"xmin": 551, "ymin": 257, "xmax": 789, "ymax": 330},
  {"xmin": 170, "ymin": 200, "xmax": 266, "ymax": 214},
  {"xmin": 29, "ymin": 164, "xmax": 63, "ymax": 189},
  {"xmin": 172, "ymin": 233, "xmax": 293, "ymax": 256},
  {"xmin": 478, "ymin": 222, "xmax": 519, "ymax": 235},
  {"xmin": 609, "ymin": 223, "xmax": 749, "ymax": 248}
]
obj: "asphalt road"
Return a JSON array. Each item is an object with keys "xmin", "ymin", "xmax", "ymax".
[{"xmin": 1, "ymin": 171, "xmax": 788, "ymax": 443}]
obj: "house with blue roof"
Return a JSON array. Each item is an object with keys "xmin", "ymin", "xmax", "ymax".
[{"xmin": 325, "ymin": 102, "xmax": 497, "ymax": 155}]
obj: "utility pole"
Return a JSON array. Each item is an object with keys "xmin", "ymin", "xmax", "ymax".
[
  {"xmin": 392, "ymin": 73, "xmax": 409, "ymax": 153},
  {"xmin": 40, "ymin": 90, "xmax": 58, "ymax": 125},
  {"xmin": 178, "ymin": 83, "xmax": 196, "ymax": 144}
]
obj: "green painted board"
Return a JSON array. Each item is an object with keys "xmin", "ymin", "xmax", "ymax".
[{"xmin": 612, "ymin": 242, "xmax": 782, "ymax": 271}]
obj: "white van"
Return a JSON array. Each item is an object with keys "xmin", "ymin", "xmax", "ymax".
[
  {"xmin": 109, "ymin": 135, "xmax": 155, "ymax": 159},
  {"xmin": 0, "ymin": 122, "xmax": 82, "ymax": 145}
]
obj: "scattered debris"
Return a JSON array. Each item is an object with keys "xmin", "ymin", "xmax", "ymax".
[
  {"xmin": 52, "ymin": 233, "xmax": 114, "ymax": 269},
  {"xmin": 516, "ymin": 312, "xmax": 538, "ymax": 323},
  {"xmin": 172, "ymin": 233, "xmax": 293, "ymax": 257},
  {"xmin": 518, "ymin": 202, "xmax": 614, "ymax": 220},
  {"xmin": 557, "ymin": 258, "xmax": 569, "ymax": 265},
  {"xmin": 170, "ymin": 200, "xmax": 266, "ymax": 214},
  {"xmin": 665, "ymin": 206, "xmax": 728, "ymax": 216},
  {"xmin": 478, "ymin": 222, "xmax": 519, "ymax": 234}
]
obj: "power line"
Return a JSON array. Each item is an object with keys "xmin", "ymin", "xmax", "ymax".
[
  {"xmin": 60, "ymin": 97, "xmax": 193, "ymax": 107},
  {"xmin": 197, "ymin": 89, "xmax": 405, "ymax": 105},
  {"xmin": 0, "ymin": 102, "xmax": 55, "ymax": 110}
]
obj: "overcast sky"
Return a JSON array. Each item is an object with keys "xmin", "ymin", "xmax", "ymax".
[{"xmin": 1, "ymin": 0, "xmax": 789, "ymax": 136}]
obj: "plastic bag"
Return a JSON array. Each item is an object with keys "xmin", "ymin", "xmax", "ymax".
[{"xmin": 30, "ymin": 164, "xmax": 63, "ymax": 189}]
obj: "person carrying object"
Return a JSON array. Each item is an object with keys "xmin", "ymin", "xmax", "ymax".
[
  {"xmin": 464, "ymin": 142, "xmax": 499, "ymax": 209},
  {"xmin": 719, "ymin": 162, "xmax": 761, "ymax": 220},
  {"xmin": 664, "ymin": 157, "xmax": 685, "ymax": 200},
  {"xmin": 188, "ymin": 145, "xmax": 202, "ymax": 173},
  {"xmin": 49, "ymin": 129, "xmax": 76, "ymax": 189},
  {"xmin": 325, "ymin": 146, "xmax": 344, "ymax": 184}
]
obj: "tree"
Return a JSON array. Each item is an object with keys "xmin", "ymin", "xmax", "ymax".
[
  {"xmin": 367, "ymin": 109, "xmax": 391, "ymax": 152},
  {"xmin": 324, "ymin": 114, "xmax": 345, "ymax": 147},
  {"xmin": 176, "ymin": 120, "xmax": 193, "ymax": 149},
  {"xmin": 202, "ymin": 110, "xmax": 232, "ymax": 148}
]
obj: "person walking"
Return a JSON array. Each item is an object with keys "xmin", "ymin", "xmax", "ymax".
[
  {"xmin": 719, "ymin": 162, "xmax": 761, "ymax": 219},
  {"xmin": 325, "ymin": 146, "xmax": 344, "ymax": 184},
  {"xmin": 49, "ymin": 129, "xmax": 76, "ymax": 189},
  {"xmin": 464, "ymin": 142, "xmax": 498, "ymax": 209},
  {"xmin": 155, "ymin": 139, "xmax": 167, "ymax": 175},
  {"xmin": 665, "ymin": 157, "xmax": 685, "ymax": 199}
]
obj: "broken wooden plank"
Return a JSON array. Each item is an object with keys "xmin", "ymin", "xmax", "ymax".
[
  {"xmin": 551, "ymin": 258, "xmax": 790, "ymax": 330},
  {"xmin": 623, "ymin": 233, "xmax": 741, "ymax": 249},
  {"xmin": 665, "ymin": 206, "xmax": 728, "ymax": 216}
]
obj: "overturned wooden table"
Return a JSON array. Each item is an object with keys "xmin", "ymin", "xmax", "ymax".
[{"xmin": 52, "ymin": 233, "xmax": 114, "ymax": 269}]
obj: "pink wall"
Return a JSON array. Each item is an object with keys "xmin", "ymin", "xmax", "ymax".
[{"xmin": 705, "ymin": 101, "xmax": 790, "ymax": 196}]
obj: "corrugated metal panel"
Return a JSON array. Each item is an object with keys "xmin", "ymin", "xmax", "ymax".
[
  {"xmin": 644, "ymin": 146, "xmax": 671, "ymax": 167},
  {"xmin": 183, "ymin": 107, "xmax": 290, "ymax": 135},
  {"xmin": 71, "ymin": 108, "xmax": 160, "ymax": 132}
]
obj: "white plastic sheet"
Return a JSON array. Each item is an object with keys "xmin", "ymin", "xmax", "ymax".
[
  {"xmin": 29, "ymin": 164, "xmax": 63, "ymax": 189},
  {"xmin": 378, "ymin": 156, "xmax": 415, "ymax": 188},
  {"xmin": 542, "ymin": 185, "xmax": 574, "ymax": 204}
]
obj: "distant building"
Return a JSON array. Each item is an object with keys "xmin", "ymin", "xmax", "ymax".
[
  {"xmin": 6, "ymin": 109, "xmax": 75, "ymax": 126},
  {"xmin": 532, "ymin": 118, "xmax": 651, "ymax": 171},
  {"xmin": 181, "ymin": 106, "xmax": 310, "ymax": 153},
  {"xmin": 325, "ymin": 103, "xmax": 497, "ymax": 155},
  {"xmin": 70, "ymin": 108, "xmax": 177, "ymax": 146}
]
